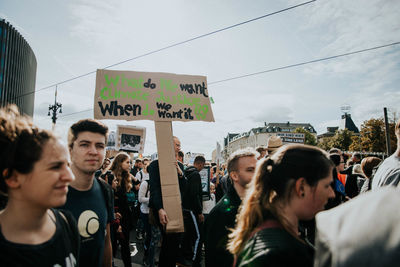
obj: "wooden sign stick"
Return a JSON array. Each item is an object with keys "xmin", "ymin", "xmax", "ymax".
[{"xmin": 154, "ymin": 121, "xmax": 184, "ymax": 232}]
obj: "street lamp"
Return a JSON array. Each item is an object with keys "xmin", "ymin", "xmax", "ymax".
[{"xmin": 48, "ymin": 85, "xmax": 62, "ymax": 130}]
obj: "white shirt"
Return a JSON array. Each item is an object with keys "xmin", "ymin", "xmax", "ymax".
[
  {"xmin": 136, "ymin": 170, "xmax": 149, "ymax": 182},
  {"xmin": 138, "ymin": 180, "xmax": 150, "ymax": 214},
  {"xmin": 202, "ymin": 193, "xmax": 216, "ymax": 214}
]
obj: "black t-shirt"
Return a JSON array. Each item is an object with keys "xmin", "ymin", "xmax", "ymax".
[
  {"xmin": 0, "ymin": 209, "xmax": 80, "ymax": 267},
  {"xmin": 60, "ymin": 178, "xmax": 113, "ymax": 267}
]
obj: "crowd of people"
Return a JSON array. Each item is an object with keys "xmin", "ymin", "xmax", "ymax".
[{"xmin": 0, "ymin": 104, "xmax": 399, "ymax": 267}]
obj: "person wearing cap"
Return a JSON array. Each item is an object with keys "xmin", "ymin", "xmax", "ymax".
[{"xmin": 266, "ymin": 136, "xmax": 283, "ymax": 155}]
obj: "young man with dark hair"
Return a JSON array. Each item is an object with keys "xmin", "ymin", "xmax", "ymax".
[
  {"xmin": 61, "ymin": 119, "xmax": 114, "ymax": 267},
  {"xmin": 204, "ymin": 148, "xmax": 258, "ymax": 267},
  {"xmin": 131, "ymin": 158, "xmax": 143, "ymax": 177},
  {"xmin": 177, "ymin": 150, "xmax": 185, "ymax": 164},
  {"xmin": 179, "ymin": 155, "xmax": 206, "ymax": 266}
]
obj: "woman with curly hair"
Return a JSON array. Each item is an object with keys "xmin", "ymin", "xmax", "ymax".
[
  {"xmin": 0, "ymin": 105, "xmax": 79, "ymax": 266},
  {"xmin": 228, "ymin": 145, "xmax": 335, "ymax": 267}
]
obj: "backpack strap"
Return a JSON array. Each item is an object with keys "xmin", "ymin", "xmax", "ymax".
[
  {"xmin": 145, "ymin": 180, "xmax": 150, "ymax": 198},
  {"xmin": 96, "ymin": 177, "xmax": 115, "ymax": 221}
]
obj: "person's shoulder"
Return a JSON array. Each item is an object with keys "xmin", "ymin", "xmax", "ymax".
[
  {"xmin": 97, "ymin": 177, "xmax": 112, "ymax": 191},
  {"xmin": 208, "ymin": 194, "xmax": 233, "ymax": 216},
  {"xmin": 238, "ymin": 228, "xmax": 311, "ymax": 267},
  {"xmin": 149, "ymin": 160, "xmax": 159, "ymax": 169}
]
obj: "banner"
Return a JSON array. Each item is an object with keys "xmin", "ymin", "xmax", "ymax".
[{"xmin": 94, "ymin": 69, "xmax": 214, "ymax": 122}]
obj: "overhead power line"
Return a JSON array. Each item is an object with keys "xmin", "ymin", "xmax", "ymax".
[
  {"xmin": 45, "ymin": 41, "xmax": 400, "ymax": 121},
  {"xmin": 12, "ymin": 0, "xmax": 316, "ymax": 102},
  {"xmin": 209, "ymin": 41, "xmax": 400, "ymax": 85}
]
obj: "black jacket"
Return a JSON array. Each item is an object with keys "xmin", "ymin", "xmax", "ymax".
[
  {"xmin": 148, "ymin": 160, "xmax": 186, "ymax": 212},
  {"xmin": 182, "ymin": 166, "xmax": 203, "ymax": 215},
  {"xmin": 235, "ymin": 224, "xmax": 314, "ymax": 267},
  {"xmin": 204, "ymin": 183, "xmax": 241, "ymax": 267}
]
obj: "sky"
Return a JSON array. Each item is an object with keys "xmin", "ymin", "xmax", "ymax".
[{"xmin": 1, "ymin": 0, "xmax": 400, "ymax": 159}]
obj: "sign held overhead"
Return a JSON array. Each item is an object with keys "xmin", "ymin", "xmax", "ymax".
[{"xmin": 94, "ymin": 69, "xmax": 214, "ymax": 122}]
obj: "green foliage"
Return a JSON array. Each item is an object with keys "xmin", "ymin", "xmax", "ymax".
[
  {"xmin": 349, "ymin": 118, "xmax": 397, "ymax": 153},
  {"xmin": 329, "ymin": 129, "xmax": 355, "ymax": 151},
  {"xmin": 317, "ymin": 137, "xmax": 332, "ymax": 151},
  {"xmin": 294, "ymin": 127, "xmax": 317, "ymax": 146}
]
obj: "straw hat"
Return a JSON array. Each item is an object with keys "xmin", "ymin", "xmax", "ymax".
[{"xmin": 267, "ymin": 136, "xmax": 283, "ymax": 152}]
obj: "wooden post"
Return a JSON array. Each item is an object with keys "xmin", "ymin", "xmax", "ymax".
[
  {"xmin": 154, "ymin": 121, "xmax": 184, "ymax": 232},
  {"xmin": 384, "ymin": 107, "xmax": 392, "ymax": 156}
]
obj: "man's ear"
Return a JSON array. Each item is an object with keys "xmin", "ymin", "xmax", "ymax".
[
  {"xmin": 230, "ymin": 171, "xmax": 238, "ymax": 182},
  {"xmin": 295, "ymin": 177, "xmax": 306, "ymax": 198}
]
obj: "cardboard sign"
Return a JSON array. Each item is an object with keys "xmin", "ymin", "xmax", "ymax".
[
  {"xmin": 94, "ymin": 69, "xmax": 214, "ymax": 122},
  {"xmin": 154, "ymin": 121, "xmax": 184, "ymax": 232},
  {"xmin": 116, "ymin": 125, "xmax": 146, "ymax": 153},
  {"xmin": 106, "ymin": 131, "xmax": 117, "ymax": 150},
  {"xmin": 199, "ymin": 166, "xmax": 211, "ymax": 201}
]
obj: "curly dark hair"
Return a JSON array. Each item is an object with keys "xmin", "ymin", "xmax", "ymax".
[{"xmin": 0, "ymin": 105, "xmax": 55, "ymax": 194}]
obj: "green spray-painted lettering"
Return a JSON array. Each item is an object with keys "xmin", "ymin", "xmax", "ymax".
[
  {"xmin": 160, "ymin": 79, "xmax": 178, "ymax": 92},
  {"xmin": 104, "ymin": 74, "xmax": 144, "ymax": 89},
  {"xmin": 100, "ymin": 87, "xmax": 149, "ymax": 101},
  {"xmin": 194, "ymin": 103, "xmax": 209, "ymax": 120},
  {"xmin": 155, "ymin": 91, "xmax": 201, "ymax": 106}
]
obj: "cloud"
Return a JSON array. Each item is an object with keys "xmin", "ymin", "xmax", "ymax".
[
  {"xmin": 293, "ymin": 0, "xmax": 400, "ymax": 76},
  {"xmin": 251, "ymin": 106, "xmax": 293, "ymax": 124}
]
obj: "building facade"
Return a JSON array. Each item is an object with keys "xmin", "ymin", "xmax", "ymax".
[
  {"xmin": 223, "ymin": 122, "xmax": 316, "ymax": 158},
  {"xmin": 0, "ymin": 19, "xmax": 37, "ymax": 116}
]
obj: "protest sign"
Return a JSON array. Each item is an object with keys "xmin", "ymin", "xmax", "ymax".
[
  {"xmin": 94, "ymin": 69, "xmax": 214, "ymax": 122},
  {"xmin": 93, "ymin": 69, "xmax": 214, "ymax": 233},
  {"xmin": 199, "ymin": 166, "xmax": 211, "ymax": 200},
  {"xmin": 116, "ymin": 125, "xmax": 146, "ymax": 154},
  {"xmin": 106, "ymin": 131, "xmax": 117, "ymax": 150}
]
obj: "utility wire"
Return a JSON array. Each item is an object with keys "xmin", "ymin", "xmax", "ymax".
[
  {"xmin": 209, "ymin": 41, "xmax": 400, "ymax": 85},
  {"xmin": 12, "ymin": 0, "xmax": 316, "ymax": 102},
  {"xmin": 44, "ymin": 41, "xmax": 400, "ymax": 121}
]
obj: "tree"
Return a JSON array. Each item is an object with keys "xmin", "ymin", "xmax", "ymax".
[
  {"xmin": 294, "ymin": 127, "xmax": 317, "ymax": 146},
  {"xmin": 349, "ymin": 118, "xmax": 397, "ymax": 153},
  {"xmin": 317, "ymin": 137, "xmax": 332, "ymax": 151},
  {"xmin": 328, "ymin": 129, "xmax": 355, "ymax": 151}
]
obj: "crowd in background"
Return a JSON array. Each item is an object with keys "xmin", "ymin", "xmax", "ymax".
[{"xmin": 0, "ymin": 104, "xmax": 399, "ymax": 267}]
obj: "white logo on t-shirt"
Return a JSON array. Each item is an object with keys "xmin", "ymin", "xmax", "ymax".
[
  {"xmin": 53, "ymin": 252, "xmax": 77, "ymax": 267},
  {"xmin": 77, "ymin": 210, "xmax": 100, "ymax": 238}
]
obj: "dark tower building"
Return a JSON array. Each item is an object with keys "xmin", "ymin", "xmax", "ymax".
[{"xmin": 0, "ymin": 19, "xmax": 37, "ymax": 116}]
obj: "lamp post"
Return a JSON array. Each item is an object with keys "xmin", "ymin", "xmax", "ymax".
[{"xmin": 48, "ymin": 85, "xmax": 62, "ymax": 131}]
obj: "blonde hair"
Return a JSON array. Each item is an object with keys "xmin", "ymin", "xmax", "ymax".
[{"xmin": 228, "ymin": 144, "xmax": 333, "ymax": 255}]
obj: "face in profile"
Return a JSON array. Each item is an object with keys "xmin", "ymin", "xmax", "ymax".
[
  {"xmin": 232, "ymin": 156, "xmax": 257, "ymax": 187},
  {"xmin": 300, "ymin": 172, "xmax": 335, "ymax": 220},
  {"xmin": 15, "ymin": 139, "xmax": 74, "ymax": 208},
  {"xmin": 173, "ymin": 137, "xmax": 181, "ymax": 155},
  {"xmin": 122, "ymin": 158, "xmax": 131, "ymax": 172}
]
